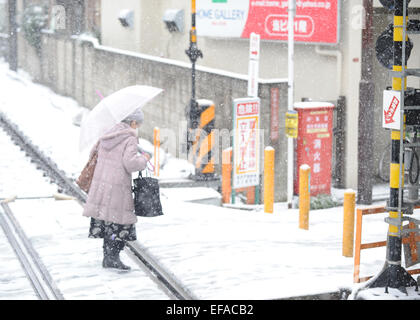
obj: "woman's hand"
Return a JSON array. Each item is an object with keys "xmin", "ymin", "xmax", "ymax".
[
  {"xmin": 137, "ymin": 146, "xmax": 152, "ymax": 161},
  {"xmin": 143, "ymin": 152, "xmax": 151, "ymax": 161}
]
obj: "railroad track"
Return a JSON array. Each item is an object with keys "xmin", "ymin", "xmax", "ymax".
[
  {"xmin": 0, "ymin": 202, "xmax": 64, "ymax": 300},
  {"xmin": 0, "ymin": 111, "xmax": 195, "ymax": 300}
]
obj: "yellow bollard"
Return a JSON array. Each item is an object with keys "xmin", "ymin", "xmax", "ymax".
[
  {"xmin": 154, "ymin": 127, "xmax": 160, "ymax": 177},
  {"xmin": 299, "ymin": 164, "xmax": 310, "ymax": 230},
  {"xmin": 264, "ymin": 147, "xmax": 275, "ymax": 214},
  {"xmin": 342, "ymin": 189, "xmax": 356, "ymax": 257},
  {"xmin": 221, "ymin": 148, "xmax": 232, "ymax": 204}
]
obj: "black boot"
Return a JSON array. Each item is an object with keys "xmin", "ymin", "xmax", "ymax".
[{"xmin": 102, "ymin": 238, "xmax": 131, "ymax": 271}]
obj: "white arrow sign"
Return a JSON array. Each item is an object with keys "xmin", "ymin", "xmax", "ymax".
[{"xmin": 248, "ymin": 32, "xmax": 260, "ymax": 97}]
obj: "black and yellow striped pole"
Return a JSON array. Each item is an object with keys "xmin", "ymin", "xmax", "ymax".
[
  {"xmin": 190, "ymin": 100, "xmax": 216, "ymax": 179},
  {"xmin": 185, "ymin": 0, "xmax": 203, "ymax": 155},
  {"xmin": 369, "ymin": 0, "xmax": 417, "ymax": 292}
]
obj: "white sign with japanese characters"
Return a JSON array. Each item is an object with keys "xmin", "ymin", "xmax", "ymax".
[
  {"xmin": 248, "ymin": 32, "xmax": 260, "ymax": 97},
  {"xmin": 233, "ymin": 97, "xmax": 260, "ymax": 189}
]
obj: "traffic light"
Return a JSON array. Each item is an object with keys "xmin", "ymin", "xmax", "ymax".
[
  {"xmin": 378, "ymin": 0, "xmax": 410, "ymax": 10},
  {"xmin": 376, "ymin": 23, "xmax": 413, "ymax": 70}
]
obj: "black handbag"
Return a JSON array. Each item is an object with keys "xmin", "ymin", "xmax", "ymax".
[{"xmin": 132, "ymin": 171, "xmax": 163, "ymax": 217}]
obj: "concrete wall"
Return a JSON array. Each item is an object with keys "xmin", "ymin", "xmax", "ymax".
[
  {"xmin": 13, "ymin": 31, "xmax": 289, "ymax": 201},
  {"xmin": 101, "ymin": 0, "xmax": 142, "ymax": 53}
]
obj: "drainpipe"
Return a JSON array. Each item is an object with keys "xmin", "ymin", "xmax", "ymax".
[
  {"xmin": 315, "ymin": 45, "xmax": 342, "ymax": 97},
  {"xmin": 315, "ymin": 45, "xmax": 345, "ymax": 189}
]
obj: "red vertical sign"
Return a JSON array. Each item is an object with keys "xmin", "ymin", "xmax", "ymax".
[
  {"xmin": 294, "ymin": 103, "xmax": 335, "ymax": 196},
  {"xmin": 270, "ymin": 87, "xmax": 280, "ymax": 141}
]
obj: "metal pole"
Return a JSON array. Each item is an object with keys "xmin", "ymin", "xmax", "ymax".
[
  {"xmin": 367, "ymin": 0, "xmax": 417, "ymax": 293},
  {"xmin": 8, "ymin": 0, "xmax": 17, "ymax": 72},
  {"xmin": 287, "ymin": 0, "xmax": 295, "ymax": 208},
  {"xmin": 185, "ymin": 0, "xmax": 203, "ymax": 155},
  {"xmin": 334, "ymin": 96, "xmax": 346, "ymax": 188},
  {"xmin": 357, "ymin": 0, "xmax": 375, "ymax": 205}
]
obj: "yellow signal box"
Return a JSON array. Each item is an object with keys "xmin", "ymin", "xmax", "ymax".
[{"xmin": 285, "ymin": 110, "xmax": 298, "ymax": 138}]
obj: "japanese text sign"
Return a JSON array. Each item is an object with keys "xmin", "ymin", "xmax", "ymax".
[
  {"xmin": 294, "ymin": 102, "xmax": 335, "ymax": 196},
  {"xmin": 197, "ymin": 0, "xmax": 339, "ymax": 44},
  {"xmin": 233, "ymin": 98, "xmax": 260, "ymax": 188}
]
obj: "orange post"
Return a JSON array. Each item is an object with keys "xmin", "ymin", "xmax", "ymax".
[
  {"xmin": 342, "ymin": 190, "xmax": 356, "ymax": 257},
  {"xmin": 153, "ymin": 127, "xmax": 160, "ymax": 177},
  {"xmin": 222, "ymin": 148, "xmax": 232, "ymax": 203},
  {"xmin": 299, "ymin": 164, "xmax": 310, "ymax": 230},
  {"xmin": 264, "ymin": 147, "xmax": 275, "ymax": 213},
  {"xmin": 246, "ymin": 186, "xmax": 256, "ymax": 205}
]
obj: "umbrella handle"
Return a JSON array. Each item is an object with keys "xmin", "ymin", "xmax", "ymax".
[
  {"xmin": 139, "ymin": 151, "xmax": 155, "ymax": 172},
  {"xmin": 146, "ymin": 160, "xmax": 155, "ymax": 172},
  {"xmin": 96, "ymin": 89, "xmax": 104, "ymax": 100}
]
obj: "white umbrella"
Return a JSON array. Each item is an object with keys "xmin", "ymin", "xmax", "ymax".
[{"xmin": 79, "ymin": 85, "xmax": 163, "ymax": 152}]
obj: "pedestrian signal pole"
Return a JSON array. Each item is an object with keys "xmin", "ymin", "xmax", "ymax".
[
  {"xmin": 8, "ymin": 0, "xmax": 18, "ymax": 72},
  {"xmin": 287, "ymin": 0, "xmax": 296, "ymax": 208},
  {"xmin": 369, "ymin": 0, "xmax": 417, "ymax": 293},
  {"xmin": 185, "ymin": 0, "xmax": 203, "ymax": 155}
]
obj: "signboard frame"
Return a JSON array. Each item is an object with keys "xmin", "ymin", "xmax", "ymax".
[{"xmin": 232, "ymin": 97, "xmax": 261, "ymax": 189}]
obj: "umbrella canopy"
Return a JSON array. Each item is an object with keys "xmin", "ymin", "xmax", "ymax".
[{"xmin": 79, "ymin": 85, "xmax": 163, "ymax": 152}]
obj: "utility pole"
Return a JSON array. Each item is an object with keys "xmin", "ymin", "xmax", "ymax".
[
  {"xmin": 185, "ymin": 0, "xmax": 203, "ymax": 155},
  {"xmin": 8, "ymin": 0, "xmax": 18, "ymax": 72},
  {"xmin": 287, "ymin": 0, "xmax": 295, "ymax": 208},
  {"xmin": 367, "ymin": 0, "xmax": 417, "ymax": 293},
  {"xmin": 357, "ymin": 0, "xmax": 375, "ymax": 204}
]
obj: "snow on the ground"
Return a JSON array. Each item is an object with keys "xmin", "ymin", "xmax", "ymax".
[
  {"xmin": 0, "ymin": 223, "xmax": 38, "ymax": 300},
  {"xmin": 0, "ymin": 127, "xmax": 170, "ymax": 299},
  {"xmin": 1, "ymin": 59, "xmax": 420, "ymax": 300}
]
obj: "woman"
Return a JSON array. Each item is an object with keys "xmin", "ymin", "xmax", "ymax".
[{"xmin": 83, "ymin": 108, "xmax": 150, "ymax": 271}]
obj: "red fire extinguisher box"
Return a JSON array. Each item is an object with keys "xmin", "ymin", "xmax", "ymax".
[{"xmin": 293, "ymin": 102, "xmax": 335, "ymax": 196}]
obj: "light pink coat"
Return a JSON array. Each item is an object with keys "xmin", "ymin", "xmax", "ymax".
[{"xmin": 82, "ymin": 122, "xmax": 147, "ymax": 225}]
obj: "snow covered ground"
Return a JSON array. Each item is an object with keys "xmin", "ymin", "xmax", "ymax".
[
  {"xmin": 1, "ymin": 59, "xmax": 419, "ymax": 300},
  {"xmin": 0, "ymin": 127, "xmax": 169, "ymax": 299}
]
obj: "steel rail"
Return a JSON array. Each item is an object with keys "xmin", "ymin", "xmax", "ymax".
[
  {"xmin": 0, "ymin": 112, "xmax": 87, "ymax": 205},
  {"xmin": 0, "ymin": 203, "xmax": 64, "ymax": 300},
  {"xmin": 125, "ymin": 241, "xmax": 197, "ymax": 300},
  {"xmin": 0, "ymin": 112, "xmax": 193, "ymax": 300}
]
